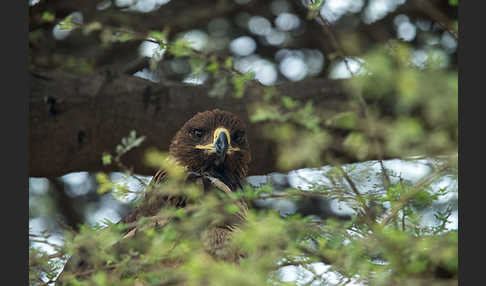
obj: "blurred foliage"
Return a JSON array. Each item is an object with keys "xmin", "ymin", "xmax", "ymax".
[
  {"xmin": 29, "ymin": 0, "xmax": 457, "ymax": 285},
  {"xmin": 30, "ymin": 154, "xmax": 457, "ymax": 285}
]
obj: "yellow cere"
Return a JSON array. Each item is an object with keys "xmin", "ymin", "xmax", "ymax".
[{"xmin": 195, "ymin": 127, "xmax": 241, "ymax": 153}]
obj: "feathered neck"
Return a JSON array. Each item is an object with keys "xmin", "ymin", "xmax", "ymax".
[{"xmin": 168, "ymin": 155, "xmax": 245, "ymax": 192}]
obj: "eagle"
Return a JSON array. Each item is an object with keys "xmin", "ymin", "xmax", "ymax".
[
  {"xmin": 122, "ymin": 108, "xmax": 251, "ymax": 225},
  {"xmin": 57, "ymin": 109, "xmax": 251, "ymax": 284},
  {"xmin": 121, "ymin": 109, "xmax": 251, "ymax": 255}
]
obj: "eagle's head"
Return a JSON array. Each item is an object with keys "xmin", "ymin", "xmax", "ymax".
[{"xmin": 169, "ymin": 109, "xmax": 251, "ymax": 190}]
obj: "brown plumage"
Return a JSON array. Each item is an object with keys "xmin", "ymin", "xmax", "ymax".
[
  {"xmin": 122, "ymin": 109, "xmax": 251, "ymax": 225},
  {"xmin": 122, "ymin": 109, "xmax": 251, "ymax": 260},
  {"xmin": 57, "ymin": 110, "xmax": 251, "ymax": 284},
  {"xmin": 169, "ymin": 109, "xmax": 251, "ymax": 190}
]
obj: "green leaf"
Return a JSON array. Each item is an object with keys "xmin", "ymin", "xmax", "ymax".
[
  {"xmin": 117, "ymin": 31, "xmax": 135, "ymax": 42},
  {"xmin": 169, "ymin": 38, "xmax": 193, "ymax": 58},
  {"xmin": 249, "ymin": 104, "xmax": 281, "ymax": 123},
  {"xmin": 41, "ymin": 11, "xmax": 55, "ymax": 23},
  {"xmin": 224, "ymin": 204, "xmax": 240, "ymax": 214},
  {"xmin": 232, "ymin": 72, "xmax": 254, "ymax": 98},
  {"xmin": 93, "ymin": 272, "xmax": 107, "ymax": 285},
  {"xmin": 307, "ymin": 0, "xmax": 324, "ymax": 19},
  {"xmin": 96, "ymin": 173, "xmax": 112, "ymax": 195},
  {"xmin": 224, "ymin": 57, "xmax": 234, "ymax": 70},
  {"xmin": 148, "ymin": 30, "xmax": 166, "ymax": 42},
  {"xmin": 208, "ymin": 76, "xmax": 229, "ymax": 98},
  {"xmin": 343, "ymin": 132, "xmax": 369, "ymax": 160},
  {"xmin": 101, "ymin": 153, "xmax": 112, "ymax": 165},
  {"xmin": 82, "ymin": 21, "xmax": 102, "ymax": 35},
  {"xmin": 326, "ymin": 111, "xmax": 358, "ymax": 130},
  {"xmin": 308, "ymin": 0, "xmax": 325, "ymax": 11},
  {"xmin": 205, "ymin": 58, "xmax": 220, "ymax": 76},
  {"xmin": 263, "ymin": 86, "xmax": 277, "ymax": 101},
  {"xmin": 282, "ymin": 96, "xmax": 300, "ymax": 109},
  {"xmin": 58, "ymin": 15, "xmax": 74, "ymax": 30},
  {"xmin": 175, "ymin": 208, "xmax": 188, "ymax": 218}
]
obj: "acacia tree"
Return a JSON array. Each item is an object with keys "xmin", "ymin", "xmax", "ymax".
[{"xmin": 29, "ymin": 0, "xmax": 458, "ymax": 285}]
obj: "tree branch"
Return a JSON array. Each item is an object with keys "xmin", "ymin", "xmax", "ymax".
[{"xmin": 29, "ymin": 70, "xmax": 351, "ymax": 177}]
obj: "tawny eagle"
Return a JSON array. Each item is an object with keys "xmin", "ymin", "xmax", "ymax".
[
  {"xmin": 122, "ymin": 109, "xmax": 251, "ymax": 224},
  {"xmin": 57, "ymin": 109, "xmax": 251, "ymax": 284}
]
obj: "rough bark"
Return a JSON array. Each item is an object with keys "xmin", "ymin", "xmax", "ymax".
[{"xmin": 29, "ymin": 70, "xmax": 351, "ymax": 177}]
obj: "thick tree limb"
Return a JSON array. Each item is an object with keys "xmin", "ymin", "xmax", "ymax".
[
  {"xmin": 47, "ymin": 178, "xmax": 84, "ymax": 231},
  {"xmin": 29, "ymin": 70, "xmax": 352, "ymax": 177}
]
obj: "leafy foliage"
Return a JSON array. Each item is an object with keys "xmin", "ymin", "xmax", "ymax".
[
  {"xmin": 30, "ymin": 150, "xmax": 457, "ymax": 285},
  {"xmin": 29, "ymin": 1, "xmax": 457, "ymax": 285}
]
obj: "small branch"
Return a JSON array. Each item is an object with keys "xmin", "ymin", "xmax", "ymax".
[
  {"xmin": 379, "ymin": 160, "xmax": 392, "ymax": 189},
  {"xmin": 381, "ymin": 163, "xmax": 450, "ymax": 226},
  {"xmin": 29, "ymin": 70, "xmax": 350, "ymax": 178},
  {"xmin": 48, "ymin": 177, "xmax": 85, "ymax": 231},
  {"xmin": 303, "ymin": 4, "xmax": 389, "ymax": 166},
  {"xmin": 298, "ymin": 246, "xmax": 333, "ymax": 266},
  {"xmin": 402, "ymin": 209, "xmax": 406, "ymax": 231},
  {"xmin": 313, "ymin": 14, "xmax": 357, "ymax": 76},
  {"xmin": 335, "ymin": 166, "xmax": 375, "ymax": 227},
  {"xmin": 413, "ymin": 0, "xmax": 458, "ymax": 40},
  {"xmin": 37, "ymin": 279, "xmax": 57, "ymax": 286},
  {"xmin": 313, "ymin": 14, "xmax": 373, "ymax": 117}
]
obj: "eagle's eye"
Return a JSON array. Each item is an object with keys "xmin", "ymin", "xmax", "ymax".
[
  {"xmin": 190, "ymin": 128, "xmax": 204, "ymax": 138},
  {"xmin": 232, "ymin": 130, "xmax": 246, "ymax": 144}
]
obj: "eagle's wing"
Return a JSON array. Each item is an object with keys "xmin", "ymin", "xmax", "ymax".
[
  {"xmin": 149, "ymin": 169, "xmax": 167, "ymax": 185},
  {"xmin": 120, "ymin": 168, "xmax": 186, "ymax": 238},
  {"xmin": 57, "ymin": 170, "xmax": 244, "ymax": 284},
  {"xmin": 56, "ymin": 169, "xmax": 172, "ymax": 284}
]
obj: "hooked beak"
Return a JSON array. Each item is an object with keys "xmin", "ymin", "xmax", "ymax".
[
  {"xmin": 214, "ymin": 129, "xmax": 229, "ymax": 160},
  {"xmin": 194, "ymin": 127, "xmax": 240, "ymax": 161}
]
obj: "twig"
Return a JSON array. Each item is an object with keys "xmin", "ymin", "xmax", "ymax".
[
  {"xmin": 30, "ymin": 238, "xmax": 63, "ymax": 250},
  {"xmin": 337, "ymin": 276, "xmax": 352, "ymax": 286},
  {"xmin": 402, "ymin": 209, "xmax": 406, "ymax": 231},
  {"xmin": 306, "ymin": 6, "xmax": 390, "ymax": 167},
  {"xmin": 413, "ymin": 0, "xmax": 458, "ymax": 40},
  {"xmin": 314, "ymin": 14, "xmax": 372, "ymax": 115},
  {"xmin": 379, "ymin": 160, "xmax": 392, "ymax": 189},
  {"xmin": 278, "ymin": 258, "xmax": 314, "ymax": 268},
  {"xmin": 37, "ymin": 279, "xmax": 57, "ymax": 286},
  {"xmin": 335, "ymin": 166, "xmax": 376, "ymax": 228},
  {"xmin": 381, "ymin": 163, "xmax": 450, "ymax": 226}
]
